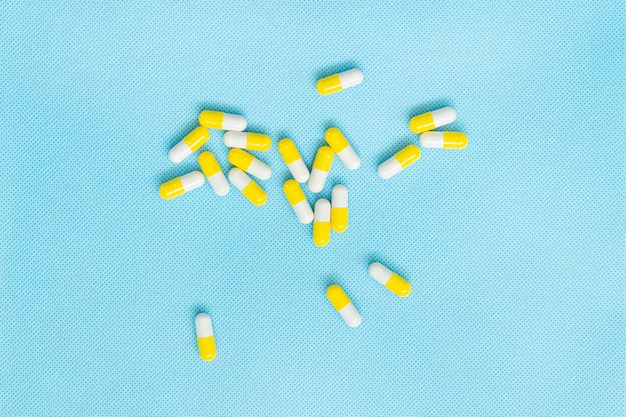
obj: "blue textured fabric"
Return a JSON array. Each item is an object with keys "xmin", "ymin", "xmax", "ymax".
[{"xmin": 0, "ymin": 2, "xmax": 623, "ymax": 416}]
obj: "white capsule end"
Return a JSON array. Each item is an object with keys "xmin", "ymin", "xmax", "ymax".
[
  {"xmin": 378, "ymin": 158, "xmax": 403, "ymax": 180},
  {"xmin": 168, "ymin": 141, "xmax": 193, "ymax": 164}
]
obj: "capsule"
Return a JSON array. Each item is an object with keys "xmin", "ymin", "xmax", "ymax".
[
  {"xmin": 198, "ymin": 151, "xmax": 230, "ymax": 196},
  {"xmin": 159, "ymin": 171, "xmax": 205, "ymax": 200},
  {"xmin": 168, "ymin": 126, "xmax": 210, "ymax": 164},
  {"xmin": 228, "ymin": 168, "xmax": 267, "ymax": 206},
  {"xmin": 368, "ymin": 262, "xmax": 411, "ymax": 297},
  {"xmin": 325, "ymin": 127, "xmax": 360, "ymax": 170},
  {"xmin": 316, "ymin": 69, "xmax": 364, "ymax": 96},
  {"xmin": 378, "ymin": 144, "xmax": 420, "ymax": 180},
  {"xmin": 313, "ymin": 199, "xmax": 331, "ymax": 247},
  {"xmin": 223, "ymin": 131, "xmax": 272, "ymax": 151},
  {"xmin": 326, "ymin": 285, "xmax": 362, "ymax": 327},
  {"xmin": 283, "ymin": 180, "xmax": 314, "ymax": 224},
  {"xmin": 420, "ymin": 131, "xmax": 468, "ymax": 149},
  {"xmin": 277, "ymin": 138, "xmax": 310, "ymax": 183},
  {"xmin": 195, "ymin": 313, "xmax": 216, "ymax": 361},
  {"xmin": 227, "ymin": 148, "xmax": 272, "ymax": 180},
  {"xmin": 409, "ymin": 107, "xmax": 456, "ymax": 134},
  {"xmin": 330, "ymin": 185, "xmax": 348, "ymax": 233},
  {"xmin": 308, "ymin": 146, "xmax": 334, "ymax": 193},
  {"xmin": 198, "ymin": 110, "xmax": 247, "ymax": 131}
]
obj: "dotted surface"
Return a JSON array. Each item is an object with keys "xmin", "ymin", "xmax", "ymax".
[{"xmin": 0, "ymin": 2, "xmax": 623, "ymax": 416}]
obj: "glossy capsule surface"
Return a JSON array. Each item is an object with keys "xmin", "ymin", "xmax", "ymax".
[
  {"xmin": 313, "ymin": 199, "xmax": 331, "ymax": 247},
  {"xmin": 228, "ymin": 168, "xmax": 267, "ymax": 206},
  {"xmin": 326, "ymin": 285, "xmax": 362, "ymax": 328},
  {"xmin": 159, "ymin": 171, "xmax": 205, "ymax": 200},
  {"xmin": 316, "ymin": 69, "xmax": 364, "ymax": 96},
  {"xmin": 283, "ymin": 180, "xmax": 314, "ymax": 224},
  {"xmin": 331, "ymin": 185, "xmax": 348, "ymax": 233},
  {"xmin": 198, "ymin": 110, "xmax": 247, "ymax": 131},
  {"xmin": 378, "ymin": 144, "xmax": 420, "ymax": 179},
  {"xmin": 325, "ymin": 127, "xmax": 360, "ymax": 170},
  {"xmin": 368, "ymin": 262, "xmax": 411, "ymax": 297},
  {"xmin": 168, "ymin": 126, "xmax": 210, "ymax": 164},
  {"xmin": 198, "ymin": 151, "xmax": 230, "ymax": 196},
  {"xmin": 308, "ymin": 146, "xmax": 334, "ymax": 193},
  {"xmin": 228, "ymin": 148, "xmax": 272, "ymax": 180},
  {"xmin": 409, "ymin": 107, "xmax": 456, "ymax": 134},
  {"xmin": 195, "ymin": 313, "xmax": 216, "ymax": 361},
  {"xmin": 420, "ymin": 131, "xmax": 468, "ymax": 149},
  {"xmin": 223, "ymin": 131, "xmax": 272, "ymax": 151},
  {"xmin": 278, "ymin": 138, "xmax": 310, "ymax": 183}
]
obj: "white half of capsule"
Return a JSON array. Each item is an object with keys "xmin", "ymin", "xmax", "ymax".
[
  {"xmin": 431, "ymin": 107, "xmax": 457, "ymax": 127},
  {"xmin": 181, "ymin": 171, "xmax": 205, "ymax": 191},
  {"xmin": 222, "ymin": 114, "xmax": 247, "ymax": 131},
  {"xmin": 338, "ymin": 303, "xmax": 362, "ymax": 328},
  {"xmin": 195, "ymin": 313, "xmax": 214, "ymax": 338},
  {"xmin": 228, "ymin": 168, "xmax": 252, "ymax": 190},
  {"xmin": 206, "ymin": 170, "xmax": 230, "ymax": 196},
  {"xmin": 314, "ymin": 199, "xmax": 331, "ymax": 222},
  {"xmin": 287, "ymin": 159, "xmax": 310, "ymax": 183},
  {"xmin": 368, "ymin": 262, "xmax": 394, "ymax": 285},
  {"xmin": 222, "ymin": 131, "xmax": 248, "ymax": 148},
  {"xmin": 378, "ymin": 157, "xmax": 403, "ymax": 179},
  {"xmin": 168, "ymin": 141, "xmax": 193, "ymax": 164},
  {"xmin": 308, "ymin": 169, "xmax": 329, "ymax": 193},
  {"xmin": 338, "ymin": 69, "xmax": 364, "ymax": 89},
  {"xmin": 336, "ymin": 147, "xmax": 361, "ymax": 170},
  {"xmin": 292, "ymin": 200, "xmax": 314, "ymax": 224},
  {"xmin": 332, "ymin": 185, "xmax": 348, "ymax": 207},
  {"xmin": 248, "ymin": 158, "xmax": 272, "ymax": 180}
]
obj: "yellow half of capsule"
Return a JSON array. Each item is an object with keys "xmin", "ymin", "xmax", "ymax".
[
  {"xmin": 312, "ymin": 146, "xmax": 334, "ymax": 172},
  {"xmin": 326, "ymin": 285, "xmax": 350, "ymax": 310},
  {"xmin": 385, "ymin": 273, "xmax": 412, "ymax": 297},
  {"xmin": 198, "ymin": 151, "xmax": 222, "ymax": 177},
  {"xmin": 246, "ymin": 133, "xmax": 272, "ymax": 151},
  {"xmin": 277, "ymin": 138, "xmax": 302, "ymax": 165},
  {"xmin": 409, "ymin": 112, "xmax": 436, "ymax": 134},
  {"xmin": 228, "ymin": 148, "xmax": 254, "ymax": 171},
  {"xmin": 442, "ymin": 132, "xmax": 468, "ymax": 149},
  {"xmin": 197, "ymin": 336, "xmax": 216, "ymax": 361},
  {"xmin": 331, "ymin": 207, "xmax": 348, "ymax": 233},
  {"xmin": 159, "ymin": 177, "xmax": 185, "ymax": 200},
  {"xmin": 316, "ymin": 74, "xmax": 343, "ymax": 95},
  {"xmin": 325, "ymin": 127, "xmax": 349, "ymax": 153},
  {"xmin": 395, "ymin": 144, "xmax": 421, "ymax": 168},
  {"xmin": 283, "ymin": 179, "xmax": 306, "ymax": 205},
  {"xmin": 183, "ymin": 126, "xmax": 210, "ymax": 151},
  {"xmin": 242, "ymin": 180, "xmax": 267, "ymax": 206},
  {"xmin": 313, "ymin": 221, "xmax": 331, "ymax": 247},
  {"xmin": 198, "ymin": 111, "xmax": 225, "ymax": 129}
]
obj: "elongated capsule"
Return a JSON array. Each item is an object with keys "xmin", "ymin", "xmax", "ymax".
[
  {"xmin": 198, "ymin": 151, "xmax": 230, "ymax": 196},
  {"xmin": 325, "ymin": 128, "xmax": 360, "ymax": 170},
  {"xmin": 198, "ymin": 110, "xmax": 247, "ymax": 131},
  {"xmin": 316, "ymin": 69, "xmax": 364, "ymax": 96},
  {"xmin": 409, "ymin": 107, "xmax": 456, "ymax": 134},
  {"xmin": 278, "ymin": 138, "xmax": 310, "ymax": 183},
  {"xmin": 420, "ymin": 131, "xmax": 468, "ymax": 149},
  {"xmin": 195, "ymin": 313, "xmax": 216, "ymax": 361},
  {"xmin": 326, "ymin": 285, "xmax": 362, "ymax": 327},
  {"xmin": 168, "ymin": 127, "xmax": 210, "ymax": 164},
  {"xmin": 368, "ymin": 262, "xmax": 411, "ymax": 297},
  {"xmin": 283, "ymin": 180, "xmax": 314, "ymax": 224},
  {"xmin": 313, "ymin": 199, "xmax": 331, "ymax": 247},
  {"xmin": 308, "ymin": 146, "xmax": 334, "ymax": 193},
  {"xmin": 223, "ymin": 131, "xmax": 272, "ymax": 151},
  {"xmin": 228, "ymin": 148, "xmax": 272, "ymax": 180},
  {"xmin": 378, "ymin": 144, "xmax": 420, "ymax": 180},
  {"xmin": 228, "ymin": 168, "xmax": 267, "ymax": 206},
  {"xmin": 159, "ymin": 171, "xmax": 204, "ymax": 200},
  {"xmin": 331, "ymin": 185, "xmax": 348, "ymax": 233}
]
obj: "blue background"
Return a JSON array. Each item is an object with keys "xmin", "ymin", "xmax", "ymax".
[{"xmin": 0, "ymin": 1, "xmax": 623, "ymax": 416}]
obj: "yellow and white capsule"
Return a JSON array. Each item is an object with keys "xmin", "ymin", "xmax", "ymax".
[
  {"xmin": 326, "ymin": 285, "xmax": 362, "ymax": 328},
  {"xmin": 159, "ymin": 171, "xmax": 205, "ymax": 200},
  {"xmin": 168, "ymin": 126, "xmax": 210, "ymax": 164},
  {"xmin": 420, "ymin": 131, "xmax": 468, "ymax": 149},
  {"xmin": 283, "ymin": 180, "xmax": 314, "ymax": 224},
  {"xmin": 316, "ymin": 69, "xmax": 364, "ymax": 96},
  {"xmin": 331, "ymin": 185, "xmax": 348, "ymax": 233},
  {"xmin": 368, "ymin": 262, "xmax": 411, "ymax": 297},
  {"xmin": 228, "ymin": 168, "xmax": 267, "ymax": 206},
  {"xmin": 198, "ymin": 110, "xmax": 247, "ymax": 131},
  {"xmin": 378, "ymin": 144, "xmax": 420, "ymax": 180},
  {"xmin": 277, "ymin": 138, "xmax": 309, "ymax": 183},
  {"xmin": 313, "ymin": 199, "xmax": 331, "ymax": 247},
  {"xmin": 223, "ymin": 131, "xmax": 272, "ymax": 151},
  {"xmin": 308, "ymin": 146, "xmax": 334, "ymax": 193},
  {"xmin": 228, "ymin": 148, "xmax": 272, "ymax": 180},
  {"xmin": 325, "ymin": 127, "xmax": 360, "ymax": 170},
  {"xmin": 195, "ymin": 313, "xmax": 216, "ymax": 362},
  {"xmin": 198, "ymin": 151, "xmax": 230, "ymax": 196},
  {"xmin": 409, "ymin": 107, "xmax": 456, "ymax": 134}
]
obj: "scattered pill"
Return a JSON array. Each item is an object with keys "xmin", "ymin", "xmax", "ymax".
[
  {"xmin": 420, "ymin": 131, "xmax": 468, "ymax": 149},
  {"xmin": 228, "ymin": 148, "xmax": 272, "ymax": 180},
  {"xmin": 326, "ymin": 285, "xmax": 362, "ymax": 327},
  {"xmin": 198, "ymin": 110, "xmax": 247, "ymax": 131},
  {"xmin": 368, "ymin": 262, "xmax": 411, "ymax": 297},
  {"xmin": 223, "ymin": 131, "xmax": 272, "ymax": 151},
  {"xmin": 168, "ymin": 126, "xmax": 210, "ymax": 164},
  {"xmin": 228, "ymin": 168, "xmax": 267, "ymax": 206},
  {"xmin": 159, "ymin": 171, "xmax": 205, "ymax": 200},
  {"xmin": 313, "ymin": 199, "xmax": 331, "ymax": 247},
  {"xmin": 325, "ymin": 127, "xmax": 361, "ymax": 170},
  {"xmin": 195, "ymin": 313, "xmax": 216, "ymax": 361},
  {"xmin": 378, "ymin": 144, "xmax": 420, "ymax": 179},
  {"xmin": 409, "ymin": 107, "xmax": 456, "ymax": 134},
  {"xmin": 308, "ymin": 146, "xmax": 334, "ymax": 193},
  {"xmin": 198, "ymin": 151, "xmax": 230, "ymax": 196},
  {"xmin": 283, "ymin": 180, "xmax": 314, "ymax": 224},
  {"xmin": 278, "ymin": 138, "xmax": 310, "ymax": 183},
  {"xmin": 331, "ymin": 185, "xmax": 348, "ymax": 233},
  {"xmin": 316, "ymin": 69, "xmax": 364, "ymax": 96}
]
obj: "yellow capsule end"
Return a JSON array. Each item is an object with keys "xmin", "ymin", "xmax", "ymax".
[
  {"xmin": 326, "ymin": 285, "xmax": 350, "ymax": 310},
  {"xmin": 246, "ymin": 133, "xmax": 272, "ymax": 151},
  {"xmin": 283, "ymin": 179, "xmax": 306, "ymax": 206},
  {"xmin": 409, "ymin": 112, "xmax": 436, "ymax": 134},
  {"xmin": 395, "ymin": 144, "xmax": 421, "ymax": 168},
  {"xmin": 228, "ymin": 148, "xmax": 254, "ymax": 171},
  {"xmin": 278, "ymin": 138, "xmax": 301, "ymax": 165},
  {"xmin": 159, "ymin": 178, "xmax": 185, "ymax": 200},
  {"xmin": 197, "ymin": 336, "xmax": 216, "ymax": 361},
  {"xmin": 312, "ymin": 146, "xmax": 334, "ymax": 172},
  {"xmin": 242, "ymin": 180, "xmax": 267, "ymax": 206},
  {"xmin": 182, "ymin": 126, "xmax": 210, "ymax": 152},
  {"xmin": 316, "ymin": 74, "xmax": 343, "ymax": 95},
  {"xmin": 198, "ymin": 151, "xmax": 222, "ymax": 178},
  {"xmin": 443, "ymin": 132, "xmax": 468, "ymax": 149},
  {"xmin": 385, "ymin": 273, "xmax": 411, "ymax": 297},
  {"xmin": 313, "ymin": 221, "xmax": 331, "ymax": 247},
  {"xmin": 198, "ymin": 111, "xmax": 225, "ymax": 129},
  {"xmin": 325, "ymin": 127, "xmax": 349, "ymax": 153},
  {"xmin": 331, "ymin": 207, "xmax": 348, "ymax": 233}
]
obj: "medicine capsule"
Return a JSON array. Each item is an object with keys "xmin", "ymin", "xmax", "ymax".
[
  {"xmin": 198, "ymin": 151, "xmax": 230, "ymax": 196},
  {"xmin": 228, "ymin": 168, "xmax": 267, "ymax": 206},
  {"xmin": 308, "ymin": 146, "xmax": 334, "ymax": 193},
  {"xmin": 331, "ymin": 185, "xmax": 348, "ymax": 233},
  {"xmin": 325, "ymin": 127, "xmax": 361, "ymax": 170},
  {"xmin": 326, "ymin": 285, "xmax": 362, "ymax": 328},
  {"xmin": 419, "ymin": 131, "xmax": 468, "ymax": 149},
  {"xmin": 198, "ymin": 110, "xmax": 247, "ymax": 131},
  {"xmin": 378, "ymin": 144, "xmax": 420, "ymax": 180},
  {"xmin": 368, "ymin": 262, "xmax": 411, "ymax": 297},
  {"xmin": 223, "ymin": 131, "xmax": 272, "ymax": 151},
  {"xmin": 277, "ymin": 138, "xmax": 309, "ymax": 183},
  {"xmin": 316, "ymin": 69, "xmax": 364, "ymax": 96},
  {"xmin": 168, "ymin": 126, "xmax": 210, "ymax": 164},
  {"xmin": 228, "ymin": 148, "xmax": 272, "ymax": 180},
  {"xmin": 313, "ymin": 199, "xmax": 331, "ymax": 247},
  {"xmin": 283, "ymin": 180, "xmax": 314, "ymax": 224},
  {"xmin": 195, "ymin": 313, "xmax": 216, "ymax": 361},
  {"xmin": 409, "ymin": 106, "xmax": 456, "ymax": 134},
  {"xmin": 159, "ymin": 171, "xmax": 205, "ymax": 200}
]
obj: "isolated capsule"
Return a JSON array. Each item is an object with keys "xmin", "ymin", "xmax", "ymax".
[
  {"xmin": 313, "ymin": 199, "xmax": 331, "ymax": 247},
  {"xmin": 325, "ymin": 127, "xmax": 360, "ymax": 170},
  {"xmin": 316, "ymin": 69, "xmax": 364, "ymax": 96},
  {"xmin": 277, "ymin": 138, "xmax": 310, "ymax": 183},
  {"xmin": 198, "ymin": 110, "xmax": 247, "ymax": 131},
  {"xmin": 223, "ymin": 131, "xmax": 272, "ymax": 151},
  {"xmin": 168, "ymin": 126, "xmax": 210, "ymax": 164},
  {"xmin": 228, "ymin": 148, "xmax": 272, "ymax": 180},
  {"xmin": 228, "ymin": 168, "xmax": 267, "ymax": 206},
  {"xmin": 326, "ymin": 285, "xmax": 362, "ymax": 327},
  {"xmin": 331, "ymin": 185, "xmax": 348, "ymax": 233},
  {"xmin": 159, "ymin": 171, "xmax": 205, "ymax": 200},
  {"xmin": 283, "ymin": 180, "xmax": 314, "ymax": 224},
  {"xmin": 368, "ymin": 262, "xmax": 411, "ymax": 297},
  {"xmin": 195, "ymin": 313, "xmax": 216, "ymax": 361},
  {"xmin": 198, "ymin": 151, "xmax": 230, "ymax": 196},
  {"xmin": 308, "ymin": 146, "xmax": 334, "ymax": 193},
  {"xmin": 409, "ymin": 107, "xmax": 456, "ymax": 134},
  {"xmin": 378, "ymin": 144, "xmax": 420, "ymax": 179},
  {"xmin": 420, "ymin": 131, "xmax": 468, "ymax": 149}
]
